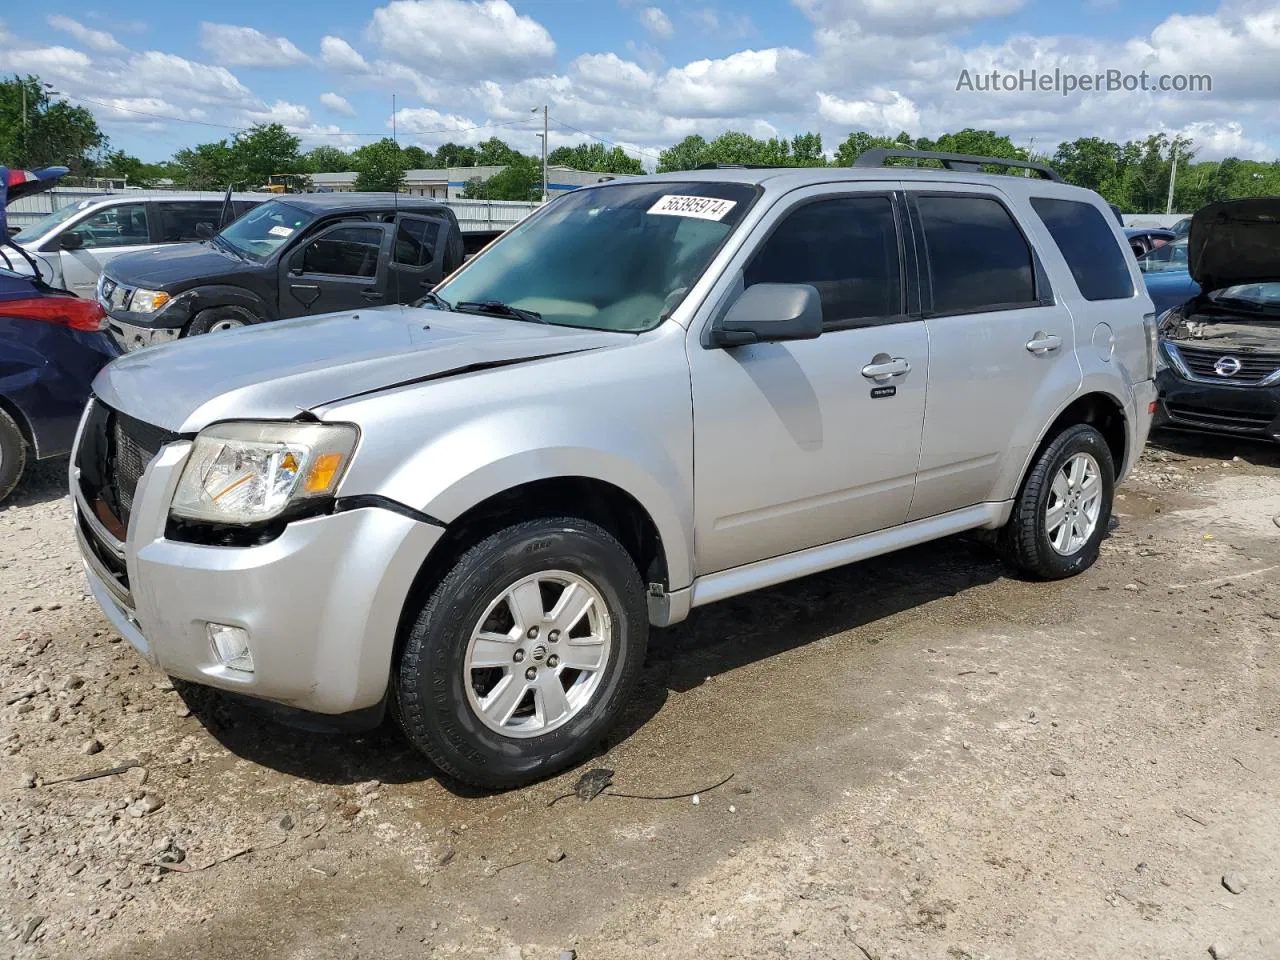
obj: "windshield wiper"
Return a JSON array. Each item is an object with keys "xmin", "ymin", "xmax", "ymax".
[
  {"xmin": 416, "ymin": 290, "xmax": 453, "ymax": 311},
  {"xmin": 455, "ymin": 299, "xmax": 547, "ymax": 324},
  {"xmin": 1208, "ymin": 296, "xmax": 1271, "ymax": 313},
  {"xmin": 210, "ymin": 234, "xmax": 247, "ymax": 260}
]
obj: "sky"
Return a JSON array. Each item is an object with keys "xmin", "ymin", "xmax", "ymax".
[{"xmin": 1, "ymin": 0, "xmax": 1277, "ymax": 168}]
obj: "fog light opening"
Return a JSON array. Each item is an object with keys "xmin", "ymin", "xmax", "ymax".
[{"xmin": 208, "ymin": 623, "xmax": 255, "ymax": 673}]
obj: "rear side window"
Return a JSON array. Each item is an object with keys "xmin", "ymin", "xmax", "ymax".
[
  {"xmin": 744, "ymin": 195, "xmax": 902, "ymax": 327},
  {"xmin": 156, "ymin": 202, "xmax": 221, "ymax": 242},
  {"xmin": 301, "ymin": 226, "xmax": 383, "ymax": 277},
  {"xmin": 1031, "ymin": 197, "xmax": 1135, "ymax": 301},
  {"xmin": 393, "ymin": 218, "xmax": 442, "ymax": 266},
  {"xmin": 916, "ymin": 195, "xmax": 1036, "ymax": 315}
]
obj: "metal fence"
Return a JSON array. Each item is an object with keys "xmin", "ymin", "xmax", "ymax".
[{"xmin": 6, "ymin": 186, "xmax": 542, "ymax": 234}]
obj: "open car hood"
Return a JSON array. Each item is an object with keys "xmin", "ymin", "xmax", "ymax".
[{"xmin": 1188, "ymin": 197, "xmax": 1280, "ymax": 293}]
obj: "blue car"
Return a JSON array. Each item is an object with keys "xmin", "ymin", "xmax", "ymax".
[
  {"xmin": 1, "ymin": 167, "xmax": 119, "ymax": 502},
  {"xmin": 1137, "ymin": 238, "xmax": 1201, "ymax": 315}
]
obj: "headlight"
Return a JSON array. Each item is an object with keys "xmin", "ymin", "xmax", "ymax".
[
  {"xmin": 171, "ymin": 421, "xmax": 359, "ymax": 525},
  {"xmin": 130, "ymin": 288, "xmax": 171, "ymax": 313}
]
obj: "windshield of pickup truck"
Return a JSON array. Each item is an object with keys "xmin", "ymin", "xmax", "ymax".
[
  {"xmin": 217, "ymin": 199, "xmax": 315, "ymax": 261},
  {"xmin": 435, "ymin": 181, "xmax": 758, "ymax": 332}
]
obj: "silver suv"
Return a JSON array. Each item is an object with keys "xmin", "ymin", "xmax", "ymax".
[{"xmin": 72, "ymin": 152, "xmax": 1158, "ymax": 788}]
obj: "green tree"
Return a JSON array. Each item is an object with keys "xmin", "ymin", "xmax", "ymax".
[
  {"xmin": 100, "ymin": 149, "xmax": 165, "ymax": 187},
  {"xmin": 461, "ymin": 155, "xmax": 541, "ymax": 200},
  {"xmin": 434, "ymin": 142, "xmax": 479, "ymax": 168},
  {"xmin": 353, "ymin": 137, "xmax": 406, "ymax": 192},
  {"xmin": 229, "ymin": 123, "xmax": 304, "ymax": 187},
  {"xmin": 401, "ymin": 145, "xmax": 433, "ymax": 169},
  {"xmin": 832, "ymin": 131, "xmax": 904, "ymax": 167},
  {"xmin": 0, "ymin": 75, "xmax": 107, "ymax": 174},
  {"xmin": 657, "ymin": 134, "xmax": 710, "ymax": 172},
  {"xmin": 475, "ymin": 137, "xmax": 526, "ymax": 166},
  {"xmin": 170, "ymin": 140, "xmax": 236, "ymax": 189},
  {"xmin": 304, "ymin": 145, "xmax": 352, "ymax": 173},
  {"xmin": 789, "ymin": 132, "xmax": 826, "ymax": 167},
  {"xmin": 546, "ymin": 141, "xmax": 644, "ymax": 175},
  {"xmin": 1052, "ymin": 137, "xmax": 1121, "ymax": 194}
]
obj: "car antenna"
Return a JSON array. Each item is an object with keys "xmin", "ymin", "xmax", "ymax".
[{"xmin": 218, "ymin": 181, "xmax": 234, "ymax": 231}]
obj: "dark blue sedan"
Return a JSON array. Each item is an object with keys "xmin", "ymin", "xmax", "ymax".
[{"xmin": 1, "ymin": 166, "xmax": 119, "ymax": 502}]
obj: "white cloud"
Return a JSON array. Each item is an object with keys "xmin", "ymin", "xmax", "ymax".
[
  {"xmin": 0, "ymin": 45, "xmax": 96, "ymax": 86},
  {"xmin": 319, "ymin": 92, "xmax": 356, "ymax": 116},
  {"xmin": 241, "ymin": 100, "xmax": 312, "ymax": 127},
  {"xmin": 199, "ymin": 23, "xmax": 309, "ymax": 67},
  {"xmin": 572, "ymin": 53, "xmax": 655, "ymax": 97},
  {"xmin": 320, "ymin": 36, "xmax": 371, "ymax": 73},
  {"xmin": 88, "ymin": 97, "xmax": 210, "ymax": 125},
  {"xmin": 688, "ymin": 7, "xmax": 754, "ymax": 37},
  {"xmin": 795, "ymin": 0, "xmax": 1024, "ymax": 35},
  {"xmin": 120, "ymin": 51, "xmax": 256, "ymax": 105},
  {"xmin": 817, "ymin": 89, "xmax": 921, "ymax": 132},
  {"xmin": 640, "ymin": 7, "xmax": 674, "ymax": 40},
  {"xmin": 657, "ymin": 48, "xmax": 813, "ymax": 118},
  {"xmin": 47, "ymin": 15, "xmax": 124, "ymax": 52},
  {"xmin": 367, "ymin": 0, "xmax": 555, "ymax": 80}
]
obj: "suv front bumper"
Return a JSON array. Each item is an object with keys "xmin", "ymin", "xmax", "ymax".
[{"xmin": 72, "ymin": 422, "xmax": 444, "ymax": 715}]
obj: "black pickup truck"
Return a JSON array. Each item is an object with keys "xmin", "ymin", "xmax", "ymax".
[{"xmin": 97, "ymin": 193, "xmax": 470, "ymax": 351}]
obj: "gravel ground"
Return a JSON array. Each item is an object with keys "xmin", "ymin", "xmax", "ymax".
[{"xmin": 1, "ymin": 433, "xmax": 1278, "ymax": 960}]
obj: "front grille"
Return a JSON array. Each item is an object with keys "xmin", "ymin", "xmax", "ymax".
[
  {"xmin": 1167, "ymin": 403, "xmax": 1275, "ymax": 431},
  {"xmin": 1173, "ymin": 344, "xmax": 1280, "ymax": 384},
  {"xmin": 76, "ymin": 399, "xmax": 177, "ymax": 536}
]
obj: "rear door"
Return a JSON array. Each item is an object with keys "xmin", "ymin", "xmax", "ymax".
[
  {"xmin": 387, "ymin": 213, "xmax": 450, "ymax": 303},
  {"xmin": 280, "ymin": 222, "xmax": 392, "ymax": 317},
  {"xmin": 56, "ymin": 202, "xmax": 154, "ymax": 296},
  {"xmin": 904, "ymin": 185, "xmax": 1082, "ymax": 520},
  {"xmin": 153, "ymin": 201, "xmax": 222, "ymax": 244}
]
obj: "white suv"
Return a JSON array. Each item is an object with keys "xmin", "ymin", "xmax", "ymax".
[{"xmin": 73, "ymin": 151, "xmax": 1158, "ymax": 788}]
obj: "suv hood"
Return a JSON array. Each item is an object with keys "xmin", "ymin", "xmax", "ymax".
[
  {"xmin": 93, "ymin": 306, "xmax": 627, "ymax": 433},
  {"xmin": 1188, "ymin": 198, "xmax": 1280, "ymax": 293},
  {"xmin": 105, "ymin": 241, "xmax": 257, "ymax": 289}
]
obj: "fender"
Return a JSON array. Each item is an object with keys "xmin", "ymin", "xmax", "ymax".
[
  {"xmin": 347, "ymin": 404, "xmax": 695, "ymax": 591},
  {"xmin": 159, "ymin": 284, "xmax": 274, "ymax": 331}
]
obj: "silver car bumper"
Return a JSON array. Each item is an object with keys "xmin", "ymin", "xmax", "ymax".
[
  {"xmin": 73, "ymin": 437, "xmax": 444, "ymax": 714},
  {"xmin": 106, "ymin": 317, "xmax": 182, "ymax": 353}
]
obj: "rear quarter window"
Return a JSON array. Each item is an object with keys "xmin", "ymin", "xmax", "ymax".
[{"xmin": 1031, "ymin": 197, "xmax": 1135, "ymax": 301}]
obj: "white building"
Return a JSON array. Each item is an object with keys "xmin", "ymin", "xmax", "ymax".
[{"xmin": 309, "ymin": 165, "xmax": 634, "ymax": 198}]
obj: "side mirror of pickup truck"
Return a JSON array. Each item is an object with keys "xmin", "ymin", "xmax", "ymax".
[{"xmin": 711, "ymin": 283, "xmax": 823, "ymax": 348}]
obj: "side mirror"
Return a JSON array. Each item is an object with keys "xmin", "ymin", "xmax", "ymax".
[
  {"xmin": 195, "ymin": 222, "xmax": 214, "ymax": 239},
  {"xmin": 711, "ymin": 283, "xmax": 823, "ymax": 348},
  {"xmin": 58, "ymin": 232, "xmax": 84, "ymax": 251}
]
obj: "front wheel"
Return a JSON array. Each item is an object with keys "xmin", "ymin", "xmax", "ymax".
[
  {"xmin": 186, "ymin": 308, "xmax": 255, "ymax": 337},
  {"xmin": 395, "ymin": 517, "xmax": 648, "ymax": 789},
  {"xmin": 1000, "ymin": 423, "xmax": 1116, "ymax": 580}
]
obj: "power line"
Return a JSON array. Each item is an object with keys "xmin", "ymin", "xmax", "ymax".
[{"xmin": 547, "ymin": 116, "xmax": 664, "ymax": 164}]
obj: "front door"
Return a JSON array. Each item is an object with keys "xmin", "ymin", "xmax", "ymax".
[
  {"xmin": 281, "ymin": 222, "xmax": 392, "ymax": 317},
  {"xmin": 688, "ymin": 186, "xmax": 929, "ymax": 575},
  {"xmin": 387, "ymin": 213, "xmax": 450, "ymax": 304},
  {"xmin": 903, "ymin": 186, "xmax": 1083, "ymax": 520},
  {"xmin": 57, "ymin": 201, "xmax": 155, "ymax": 296}
]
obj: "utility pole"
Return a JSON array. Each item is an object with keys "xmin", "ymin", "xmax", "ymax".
[
  {"xmin": 531, "ymin": 105, "xmax": 547, "ymax": 202},
  {"xmin": 1166, "ymin": 142, "xmax": 1178, "ymax": 215}
]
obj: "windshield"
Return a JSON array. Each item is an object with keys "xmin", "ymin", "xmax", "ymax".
[
  {"xmin": 1208, "ymin": 282, "xmax": 1280, "ymax": 310},
  {"xmin": 435, "ymin": 181, "xmax": 758, "ymax": 332},
  {"xmin": 11, "ymin": 199, "xmax": 98, "ymax": 245},
  {"xmin": 217, "ymin": 199, "xmax": 315, "ymax": 261},
  {"xmin": 1138, "ymin": 238, "xmax": 1188, "ymax": 273}
]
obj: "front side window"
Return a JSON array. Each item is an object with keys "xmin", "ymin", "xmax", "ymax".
[
  {"xmin": 1031, "ymin": 197, "xmax": 1135, "ymax": 301},
  {"xmin": 68, "ymin": 203, "xmax": 150, "ymax": 249},
  {"xmin": 13, "ymin": 200, "xmax": 92, "ymax": 245},
  {"xmin": 300, "ymin": 225, "xmax": 383, "ymax": 277},
  {"xmin": 156, "ymin": 202, "xmax": 221, "ymax": 243},
  {"xmin": 916, "ymin": 194, "xmax": 1037, "ymax": 315},
  {"xmin": 217, "ymin": 200, "xmax": 315, "ymax": 261},
  {"xmin": 744, "ymin": 195, "xmax": 902, "ymax": 326},
  {"xmin": 436, "ymin": 181, "xmax": 758, "ymax": 332}
]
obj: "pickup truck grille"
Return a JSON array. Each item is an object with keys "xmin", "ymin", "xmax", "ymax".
[
  {"xmin": 1172, "ymin": 344, "xmax": 1280, "ymax": 384},
  {"xmin": 76, "ymin": 399, "xmax": 177, "ymax": 538}
]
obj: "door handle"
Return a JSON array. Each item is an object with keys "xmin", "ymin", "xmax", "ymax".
[
  {"xmin": 1025, "ymin": 332, "xmax": 1063, "ymax": 354},
  {"xmin": 361, "ymin": 289, "xmax": 385, "ymax": 302},
  {"xmin": 861, "ymin": 357, "xmax": 911, "ymax": 380}
]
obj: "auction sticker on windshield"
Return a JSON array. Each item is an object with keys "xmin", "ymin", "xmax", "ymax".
[
  {"xmin": 268, "ymin": 226, "xmax": 295, "ymax": 238},
  {"xmin": 647, "ymin": 195, "xmax": 738, "ymax": 220}
]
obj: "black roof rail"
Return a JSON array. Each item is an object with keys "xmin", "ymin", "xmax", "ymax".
[{"xmin": 853, "ymin": 148, "xmax": 1063, "ymax": 182}]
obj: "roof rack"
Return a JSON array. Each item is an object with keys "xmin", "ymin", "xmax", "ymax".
[
  {"xmin": 852, "ymin": 149, "xmax": 1063, "ymax": 182},
  {"xmin": 694, "ymin": 162, "xmax": 781, "ymax": 170}
]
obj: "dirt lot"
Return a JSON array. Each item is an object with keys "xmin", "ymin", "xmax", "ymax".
[{"xmin": 2, "ymin": 432, "xmax": 1278, "ymax": 960}]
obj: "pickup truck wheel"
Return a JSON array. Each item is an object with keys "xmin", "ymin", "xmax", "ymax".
[
  {"xmin": 395, "ymin": 517, "xmax": 647, "ymax": 789},
  {"xmin": 1000, "ymin": 423, "xmax": 1115, "ymax": 580},
  {"xmin": 186, "ymin": 308, "xmax": 253, "ymax": 337},
  {"xmin": 0, "ymin": 408, "xmax": 29, "ymax": 505}
]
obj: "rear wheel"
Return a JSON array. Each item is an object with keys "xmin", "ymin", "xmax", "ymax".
[
  {"xmin": 395, "ymin": 517, "xmax": 647, "ymax": 789},
  {"xmin": 1000, "ymin": 423, "xmax": 1115, "ymax": 580},
  {"xmin": 0, "ymin": 408, "xmax": 29, "ymax": 506}
]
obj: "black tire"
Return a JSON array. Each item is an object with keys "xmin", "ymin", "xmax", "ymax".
[
  {"xmin": 395, "ymin": 517, "xmax": 648, "ymax": 790},
  {"xmin": 0, "ymin": 407, "xmax": 29, "ymax": 506},
  {"xmin": 186, "ymin": 307, "xmax": 257, "ymax": 338},
  {"xmin": 1000, "ymin": 423, "xmax": 1116, "ymax": 580}
]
